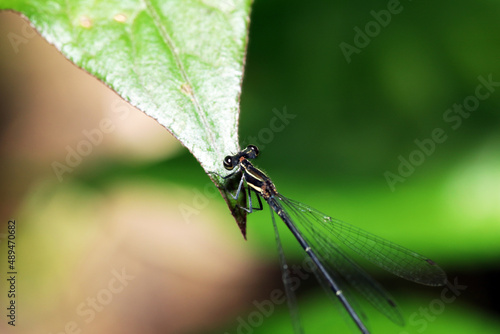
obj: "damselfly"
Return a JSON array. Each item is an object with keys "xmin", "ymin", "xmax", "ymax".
[{"xmin": 220, "ymin": 145, "xmax": 447, "ymax": 334}]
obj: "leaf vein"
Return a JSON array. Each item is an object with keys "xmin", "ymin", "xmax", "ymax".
[{"xmin": 142, "ymin": 0, "xmax": 215, "ymax": 147}]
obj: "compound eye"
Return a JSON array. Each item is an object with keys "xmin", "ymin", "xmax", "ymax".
[
  {"xmin": 247, "ymin": 145, "xmax": 259, "ymax": 156},
  {"xmin": 223, "ymin": 156, "xmax": 234, "ymax": 170}
]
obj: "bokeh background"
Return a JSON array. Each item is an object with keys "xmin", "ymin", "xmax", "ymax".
[{"xmin": 1, "ymin": 0, "xmax": 500, "ymax": 333}]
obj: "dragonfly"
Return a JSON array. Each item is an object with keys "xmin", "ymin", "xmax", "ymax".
[{"xmin": 219, "ymin": 145, "xmax": 447, "ymax": 334}]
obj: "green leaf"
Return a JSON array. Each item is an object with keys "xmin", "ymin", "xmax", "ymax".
[{"xmin": 0, "ymin": 0, "xmax": 252, "ymax": 234}]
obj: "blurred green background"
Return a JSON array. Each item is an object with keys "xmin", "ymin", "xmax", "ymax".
[{"xmin": 1, "ymin": 0, "xmax": 500, "ymax": 334}]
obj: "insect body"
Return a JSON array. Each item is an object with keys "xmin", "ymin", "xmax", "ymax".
[{"xmin": 222, "ymin": 145, "xmax": 447, "ymax": 334}]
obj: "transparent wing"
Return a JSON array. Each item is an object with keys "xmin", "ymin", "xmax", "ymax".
[
  {"xmin": 306, "ymin": 241, "xmax": 374, "ymax": 330},
  {"xmin": 280, "ymin": 197, "xmax": 447, "ymax": 287},
  {"xmin": 313, "ymin": 231, "xmax": 404, "ymax": 326},
  {"xmin": 272, "ymin": 195, "xmax": 447, "ymax": 326},
  {"xmin": 270, "ymin": 206, "xmax": 304, "ymax": 334}
]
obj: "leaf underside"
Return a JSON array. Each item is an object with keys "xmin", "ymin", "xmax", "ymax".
[{"xmin": 1, "ymin": 0, "xmax": 252, "ymax": 234}]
